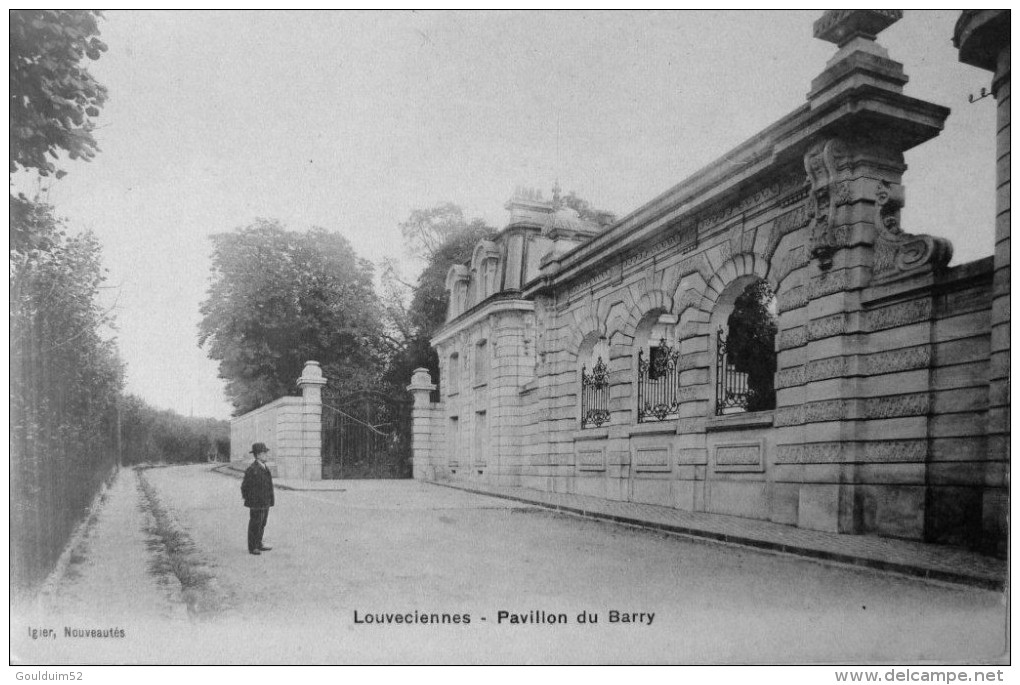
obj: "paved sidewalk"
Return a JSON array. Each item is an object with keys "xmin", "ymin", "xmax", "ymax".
[
  {"xmin": 12, "ymin": 468, "xmax": 187, "ymax": 664},
  {"xmin": 430, "ymin": 479, "xmax": 1007, "ymax": 591},
  {"xmin": 29, "ymin": 468, "xmax": 183, "ymax": 621},
  {"xmin": 216, "ymin": 464, "xmax": 1006, "ymax": 591}
]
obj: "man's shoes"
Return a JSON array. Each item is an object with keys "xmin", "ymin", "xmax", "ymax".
[
  {"xmin": 249, "ymin": 549, "xmax": 261, "ymax": 555},
  {"xmin": 258, "ymin": 546, "xmax": 272, "ymax": 551}
]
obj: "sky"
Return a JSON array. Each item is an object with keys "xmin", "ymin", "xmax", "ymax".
[{"xmin": 20, "ymin": 10, "xmax": 999, "ymax": 421}]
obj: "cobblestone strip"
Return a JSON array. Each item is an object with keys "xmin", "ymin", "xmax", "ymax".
[
  {"xmin": 429, "ymin": 480, "xmax": 1005, "ymax": 591},
  {"xmin": 135, "ymin": 467, "xmax": 233, "ymax": 619}
]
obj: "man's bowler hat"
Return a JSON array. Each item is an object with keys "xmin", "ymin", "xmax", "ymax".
[{"xmin": 250, "ymin": 442, "xmax": 269, "ymax": 455}]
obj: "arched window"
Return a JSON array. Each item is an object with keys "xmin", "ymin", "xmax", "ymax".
[
  {"xmin": 716, "ymin": 280, "xmax": 777, "ymax": 414},
  {"xmin": 636, "ymin": 313, "xmax": 680, "ymax": 422},
  {"xmin": 579, "ymin": 336, "xmax": 610, "ymax": 428}
]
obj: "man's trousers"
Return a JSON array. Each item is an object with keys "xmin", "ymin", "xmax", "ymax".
[{"xmin": 247, "ymin": 507, "xmax": 269, "ymax": 552}]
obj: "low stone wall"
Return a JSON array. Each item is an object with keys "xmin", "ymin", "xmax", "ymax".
[{"xmin": 230, "ymin": 361, "xmax": 326, "ymax": 481}]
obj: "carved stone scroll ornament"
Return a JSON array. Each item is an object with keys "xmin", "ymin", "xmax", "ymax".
[
  {"xmin": 804, "ymin": 138, "xmax": 854, "ymax": 270},
  {"xmin": 872, "ymin": 180, "xmax": 953, "ymax": 282}
]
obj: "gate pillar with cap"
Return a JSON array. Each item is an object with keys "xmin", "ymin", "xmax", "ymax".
[
  {"xmin": 229, "ymin": 360, "xmax": 326, "ymax": 481},
  {"xmin": 408, "ymin": 368, "xmax": 439, "ymax": 481},
  {"xmin": 295, "ymin": 361, "xmax": 327, "ymax": 480}
]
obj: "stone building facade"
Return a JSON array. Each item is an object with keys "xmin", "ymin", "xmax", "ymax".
[{"xmin": 408, "ymin": 11, "xmax": 1009, "ymax": 554}]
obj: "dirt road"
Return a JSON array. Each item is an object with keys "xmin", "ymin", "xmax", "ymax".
[{"xmin": 11, "ymin": 464, "xmax": 1008, "ymax": 664}]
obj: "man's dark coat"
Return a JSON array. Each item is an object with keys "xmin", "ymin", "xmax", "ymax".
[{"xmin": 241, "ymin": 461, "xmax": 275, "ymax": 509}]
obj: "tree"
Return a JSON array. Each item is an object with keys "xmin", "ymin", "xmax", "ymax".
[
  {"xmin": 380, "ymin": 205, "xmax": 496, "ymax": 393},
  {"xmin": 199, "ymin": 219, "xmax": 387, "ymax": 414},
  {"xmin": 11, "ymin": 9, "xmax": 110, "ymax": 287},
  {"xmin": 9, "ymin": 11, "xmax": 119, "ymax": 594},
  {"xmin": 725, "ymin": 280, "xmax": 778, "ymax": 412},
  {"xmin": 408, "ymin": 222, "xmax": 495, "ymax": 337},
  {"xmin": 398, "ymin": 202, "xmax": 492, "ymax": 261},
  {"xmin": 381, "ymin": 190, "xmax": 613, "ymax": 392},
  {"xmin": 10, "ymin": 201, "xmax": 124, "ymax": 591},
  {"xmin": 119, "ymin": 394, "xmax": 230, "ymax": 465},
  {"xmin": 10, "ymin": 10, "xmax": 108, "ymax": 179}
]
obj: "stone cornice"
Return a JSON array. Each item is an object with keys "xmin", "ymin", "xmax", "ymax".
[
  {"xmin": 432, "ymin": 297, "xmax": 535, "ymax": 346},
  {"xmin": 954, "ymin": 10, "xmax": 1010, "ymax": 73}
]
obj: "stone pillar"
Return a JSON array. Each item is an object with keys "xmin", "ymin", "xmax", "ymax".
[
  {"xmin": 407, "ymin": 367, "xmax": 437, "ymax": 481},
  {"xmin": 786, "ymin": 11, "xmax": 951, "ymax": 536},
  {"xmin": 492, "ymin": 312, "xmax": 543, "ymax": 487},
  {"xmin": 954, "ymin": 10, "xmax": 1010, "ymax": 555},
  {"xmin": 296, "ymin": 361, "xmax": 326, "ymax": 481}
]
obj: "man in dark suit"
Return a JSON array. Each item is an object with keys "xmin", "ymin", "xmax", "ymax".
[{"xmin": 241, "ymin": 442, "xmax": 275, "ymax": 555}]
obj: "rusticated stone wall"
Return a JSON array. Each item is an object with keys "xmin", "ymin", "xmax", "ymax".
[
  {"xmin": 953, "ymin": 9, "xmax": 1010, "ymax": 556},
  {"xmin": 412, "ymin": 12, "xmax": 1006, "ymax": 554}
]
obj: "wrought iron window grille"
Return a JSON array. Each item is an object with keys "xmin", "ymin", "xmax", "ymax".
[
  {"xmin": 637, "ymin": 337, "xmax": 682, "ymax": 422},
  {"xmin": 580, "ymin": 356, "xmax": 610, "ymax": 428},
  {"xmin": 715, "ymin": 328, "xmax": 753, "ymax": 414}
]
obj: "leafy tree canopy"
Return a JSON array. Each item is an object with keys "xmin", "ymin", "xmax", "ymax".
[
  {"xmin": 119, "ymin": 394, "xmax": 230, "ymax": 465},
  {"xmin": 199, "ymin": 219, "xmax": 386, "ymax": 414},
  {"xmin": 381, "ymin": 190, "xmax": 612, "ymax": 392},
  {"xmin": 10, "ymin": 201, "xmax": 125, "ymax": 590},
  {"xmin": 380, "ymin": 204, "xmax": 496, "ymax": 392},
  {"xmin": 408, "ymin": 222, "xmax": 495, "ymax": 337},
  {"xmin": 10, "ymin": 10, "xmax": 108, "ymax": 179},
  {"xmin": 9, "ymin": 13, "xmax": 114, "ymax": 590},
  {"xmin": 398, "ymin": 202, "xmax": 493, "ymax": 261},
  {"xmin": 395, "ymin": 189, "xmax": 612, "ymax": 340},
  {"xmin": 10, "ymin": 202, "xmax": 123, "ymax": 413}
]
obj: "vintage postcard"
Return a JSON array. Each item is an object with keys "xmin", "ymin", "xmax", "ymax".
[{"xmin": 9, "ymin": 10, "xmax": 1009, "ymax": 668}]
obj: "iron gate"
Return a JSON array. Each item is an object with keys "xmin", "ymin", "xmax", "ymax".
[{"xmin": 321, "ymin": 390, "xmax": 412, "ymax": 479}]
